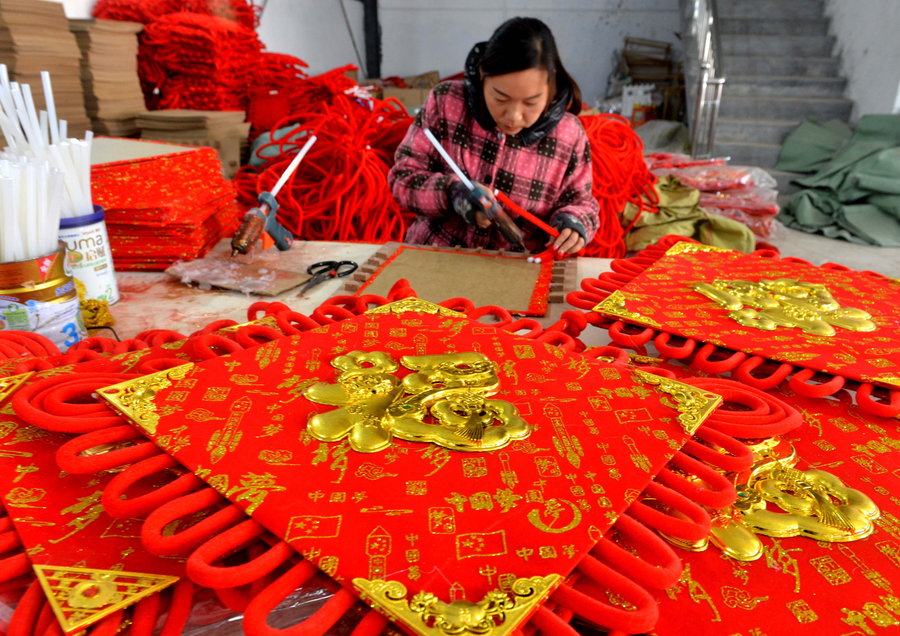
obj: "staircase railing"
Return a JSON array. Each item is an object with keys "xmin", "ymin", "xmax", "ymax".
[{"xmin": 685, "ymin": 0, "xmax": 726, "ymax": 158}]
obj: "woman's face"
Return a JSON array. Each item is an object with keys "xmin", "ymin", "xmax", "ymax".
[{"xmin": 482, "ymin": 68, "xmax": 550, "ymax": 136}]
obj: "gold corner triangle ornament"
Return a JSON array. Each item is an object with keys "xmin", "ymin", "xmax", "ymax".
[
  {"xmin": 633, "ymin": 370, "xmax": 722, "ymax": 435},
  {"xmin": 0, "ymin": 372, "xmax": 33, "ymax": 405},
  {"xmin": 353, "ymin": 574, "xmax": 561, "ymax": 636},
  {"xmin": 97, "ymin": 363, "xmax": 194, "ymax": 435},
  {"xmin": 218, "ymin": 314, "xmax": 280, "ymax": 333},
  {"xmin": 592, "ymin": 290, "xmax": 661, "ymax": 329},
  {"xmin": 366, "ymin": 298, "xmax": 464, "ymax": 317},
  {"xmin": 664, "ymin": 242, "xmax": 737, "ymax": 257},
  {"xmin": 33, "ymin": 565, "xmax": 179, "ymax": 635}
]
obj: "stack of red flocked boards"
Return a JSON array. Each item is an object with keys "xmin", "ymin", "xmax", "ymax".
[
  {"xmin": 3, "ymin": 236, "xmax": 900, "ymax": 636},
  {"xmin": 0, "ymin": 277, "xmax": 770, "ymax": 636},
  {"xmin": 91, "ymin": 143, "xmax": 241, "ymax": 270},
  {"xmin": 565, "ymin": 235, "xmax": 900, "ymax": 635}
]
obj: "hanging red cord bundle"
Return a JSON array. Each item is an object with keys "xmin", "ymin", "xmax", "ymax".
[
  {"xmin": 235, "ymin": 68, "xmax": 415, "ymax": 243},
  {"xmin": 577, "ymin": 114, "xmax": 658, "ymax": 258},
  {"xmin": 139, "ymin": 12, "xmax": 262, "ymax": 111},
  {"xmin": 94, "ymin": 0, "xmax": 259, "ymax": 28}
]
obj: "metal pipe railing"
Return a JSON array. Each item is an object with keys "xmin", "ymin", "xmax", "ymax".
[{"xmin": 689, "ymin": 0, "xmax": 726, "ymax": 159}]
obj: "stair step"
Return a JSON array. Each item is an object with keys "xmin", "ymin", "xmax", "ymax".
[
  {"xmin": 725, "ymin": 75, "xmax": 846, "ymax": 98},
  {"xmin": 713, "ymin": 141, "xmax": 782, "ymax": 169},
  {"xmin": 716, "ymin": 118, "xmax": 802, "ymax": 145},
  {"xmin": 716, "ymin": 0, "xmax": 824, "ymax": 20},
  {"xmin": 718, "ymin": 18, "xmax": 829, "ymax": 36},
  {"xmin": 724, "ymin": 55, "xmax": 840, "ymax": 77},
  {"xmin": 721, "ymin": 34, "xmax": 835, "ymax": 57},
  {"xmin": 719, "ymin": 95, "xmax": 852, "ymax": 121}
]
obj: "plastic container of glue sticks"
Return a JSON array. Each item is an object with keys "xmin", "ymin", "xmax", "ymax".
[
  {"xmin": 0, "ymin": 244, "xmax": 87, "ymax": 350},
  {"xmin": 58, "ymin": 204, "xmax": 120, "ymax": 304}
]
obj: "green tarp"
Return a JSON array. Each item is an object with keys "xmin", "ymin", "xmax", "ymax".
[{"xmin": 776, "ymin": 115, "xmax": 900, "ymax": 247}]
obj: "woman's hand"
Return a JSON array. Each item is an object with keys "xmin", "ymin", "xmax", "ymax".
[
  {"xmin": 448, "ymin": 181, "xmax": 498, "ymax": 228},
  {"xmin": 546, "ymin": 227, "xmax": 585, "ymax": 255},
  {"xmin": 473, "ymin": 210, "xmax": 492, "ymax": 228}
]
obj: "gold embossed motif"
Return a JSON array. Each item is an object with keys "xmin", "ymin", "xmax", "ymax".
[
  {"xmin": 353, "ymin": 575, "xmax": 560, "ymax": 636},
  {"xmin": 303, "ymin": 352, "xmax": 531, "ymax": 453},
  {"xmin": 665, "ymin": 243, "xmax": 736, "ymax": 257},
  {"xmin": 870, "ymin": 373, "xmax": 900, "ymax": 389},
  {"xmin": 0, "ymin": 372, "xmax": 33, "ymax": 405},
  {"xmin": 738, "ymin": 462, "xmax": 880, "ymax": 542},
  {"xmin": 786, "ymin": 599, "xmax": 818, "ymax": 623},
  {"xmin": 98, "ymin": 364, "xmax": 194, "ymax": 434},
  {"xmin": 693, "ymin": 278, "xmax": 876, "ymax": 337},
  {"xmin": 632, "ymin": 371, "xmax": 721, "ymax": 435},
  {"xmin": 33, "ymin": 565, "xmax": 178, "ymax": 634},
  {"xmin": 592, "ymin": 290, "xmax": 661, "ymax": 328},
  {"xmin": 366, "ymin": 298, "xmax": 464, "ymax": 317}
]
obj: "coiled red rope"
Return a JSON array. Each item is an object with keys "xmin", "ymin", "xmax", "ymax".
[
  {"xmin": 235, "ymin": 72, "xmax": 415, "ymax": 243},
  {"xmin": 577, "ymin": 114, "xmax": 658, "ymax": 259}
]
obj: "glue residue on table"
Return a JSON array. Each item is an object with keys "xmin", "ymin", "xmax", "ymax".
[{"xmin": 167, "ymin": 257, "xmax": 280, "ymax": 294}]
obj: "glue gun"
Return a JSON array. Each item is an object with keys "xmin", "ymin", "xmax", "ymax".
[
  {"xmin": 230, "ymin": 135, "xmax": 317, "ymax": 258},
  {"xmin": 423, "ymin": 129, "xmax": 526, "ymax": 250},
  {"xmin": 230, "ymin": 191, "xmax": 293, "ymax": 257},
  {"xmin": 474, "ymin": 190, "xmax": 526, "ymax": 251}
]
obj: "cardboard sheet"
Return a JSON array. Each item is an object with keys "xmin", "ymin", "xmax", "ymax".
[{"xmin": 350, "ymin": 245, "xmax": 564, "ymax": 316}]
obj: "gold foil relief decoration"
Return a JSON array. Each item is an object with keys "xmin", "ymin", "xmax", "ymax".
[
  {"xmin": 592, "ymin": 291, "xmax": 661, "ymax": 328},
  {"xmin": 366, "ymin": 298, "xmax": 464, "ymax": 318},
  {"xmin": 868, "ymin": 373, "xmax": 900, "ymax": 389},
  {"xmin": 353, "ymin": 575, "xmax": 560, "ymax": 636},
  {"xmin": 665, "ymin": 243, "xmax": 736, "ymax": 257},
  {"xmin": 632, "ymin": 370, "xmax": 721, "ymax": 435},
  {"xmin": 0, "ymin": 372, "xmax": 33, "ymax": 405},
  {"xmin": 98, "ymin": 364, "xmax": 194, "ymax": 435},
  {"xmin": 303, "ymin": 352, "xmax": 531, "ymax": 453},
  {"xmin": 739, "ymin": 462, "xmax": 880, "ymax": 542},
  {"xmin": 33, "ymin": 565, "xmax": 179, "ymax": 634},
  {"xmin": 702, "ymin": 441, "xmax": 881, "ymax": 562},
  {"xmin": 693, "ymin": 278, "xmax": 877, "ymax": 337}
]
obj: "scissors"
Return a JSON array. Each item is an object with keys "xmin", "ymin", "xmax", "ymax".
[{"xmin": 298, "ymin": 260, "xmax": 358, "ymax": 295}]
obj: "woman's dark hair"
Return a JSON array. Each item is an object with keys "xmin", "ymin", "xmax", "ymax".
[{"xmin": 479, "ymin": 17, "xmax": 582, "ymax": 115}]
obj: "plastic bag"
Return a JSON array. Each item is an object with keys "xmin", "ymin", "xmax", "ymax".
[
  {"xmin": 653, "ymin": 165, "xmax": 777, "ymax": 191},
  {"xmin": 706, "ymin": 207, "xmax": 779, "ymax": 237},
  {"xmin": 699, "ymin": 187, "xmax": 780, "ymax": 216},
  {"xmin": 644, "ymin": 152, "xmax": 726, "ymax": 171}
]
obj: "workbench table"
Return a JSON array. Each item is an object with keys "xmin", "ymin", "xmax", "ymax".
[{"xmin": 111, "ymin": 239, "xmax": 615, "ymax": 346}]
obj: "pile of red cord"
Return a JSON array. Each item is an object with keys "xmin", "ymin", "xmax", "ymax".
[
  {"xmin": 94, "ymin": 0, "xmax": 298, "ymax": 116},
  {"xmin": 578, "ymin": 114, "xmax": 658, "ymax": 258},
  {"xmin": 235, "ymin": 67, "xmax": 415, "ymax": 243},
  {"xmin": 93, "ymin": 0, "xmax": 260, "ymax": 28},
  {"xmin": 139, "ymin": 12, "xmax": 262, "ymax": 111}
]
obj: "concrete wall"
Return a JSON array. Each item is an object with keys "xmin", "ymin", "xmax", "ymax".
[
  {"xmin": 258, "ymin": 0, "xmax": 682, "ymax": 107},
  {"xmin": 57, "ymin": 0, "xmax": 92, "ymax": 18},
  {"xmin": 376, "ymin": 0, "xmax": 681, "ymax": 106},
  {"xmin": 53, "ymin": 0, "xmax": 682, "ymax": 107},
  {"xmin": 826, "ymin": 0, "xmax": 900, "ymax": 120}
]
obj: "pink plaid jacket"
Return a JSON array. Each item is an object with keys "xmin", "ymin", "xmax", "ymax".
[{"xmin": 388, "ymin": 81, "xmax": 599, "ymax": 251}]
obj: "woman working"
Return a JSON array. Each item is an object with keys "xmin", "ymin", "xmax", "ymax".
[{"xmin": 388, "ymin": 17, "xmax": 599, "ymax": 255}]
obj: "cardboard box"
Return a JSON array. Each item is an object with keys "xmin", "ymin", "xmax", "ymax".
[
  {"xmin": 383, "ymin": 86, "xmax": 430, "ymax": 111},
  {"xmin": 378, "ymin": 70, "xmax": 441, "ymax": 111},
  {"xmin": 403, "ymin": 70, "xmax": 440, "ymax": 89}
]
